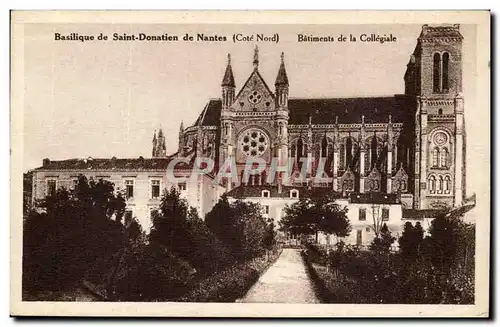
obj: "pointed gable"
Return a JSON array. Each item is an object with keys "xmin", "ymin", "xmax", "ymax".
[
  {"xmin": 365, "ymin": 167, "xmax": 382, "ymax": 192},
  {"xmin": 232, "ymin": 70, "xmax": 275, "ymax": 112},
  {"xmin": 393, "ymin": 165, "xmax": 409, "ymax": 193}
]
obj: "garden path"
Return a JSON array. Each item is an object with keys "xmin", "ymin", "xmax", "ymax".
[{"xmin": 239, "ymin": 248, "xmax": 320, "ymax": 303}]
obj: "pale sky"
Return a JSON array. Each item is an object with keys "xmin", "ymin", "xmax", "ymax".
[{"xmin": 22, "ymin": 23, "xmax": 483, "ymax": 193}]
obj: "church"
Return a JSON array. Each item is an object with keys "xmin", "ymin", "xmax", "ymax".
[
  {"xmin": 31, "ymin": 24, "xmax": 469, "ymax": 243},
  {"xmin": 176, "ymin": 23, "xmax": 466, "ymax": 209}
]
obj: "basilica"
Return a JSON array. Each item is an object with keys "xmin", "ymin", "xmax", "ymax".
[
  {"xmin": 174, "ymin": 24, "xmax": 466, "ymax": 211},
  {"xmin": 31, "ymin": 24, "xmax": 469, "ymax": 243}
]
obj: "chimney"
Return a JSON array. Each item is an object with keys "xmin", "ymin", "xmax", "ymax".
[{"xmin": 42, "ymin": 158, "xmax": 50, "ymax": 167}]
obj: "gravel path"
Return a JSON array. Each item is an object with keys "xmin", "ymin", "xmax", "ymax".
[{"xmin": 239, "ymin": 248, "xmax": 320, "ymax": 303}]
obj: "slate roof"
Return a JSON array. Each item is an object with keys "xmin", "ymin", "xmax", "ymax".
[
  {"xmin": 33, "ymin": 156, "xmax": 195, "ymax": 171},
  {"xmin": 194, "ymin": 99, "xmax": 222, "ymax": 126},
  {"xmin": 194, "ymin": 96, "xmax": 411, "ymax": 127},
  {"xmin": 419, "ymin": 25, "xmax": 463, "ymax": 40},
  {"xmin": 288, "ymin": 97, "xmax": 410, "ymax": 124}
]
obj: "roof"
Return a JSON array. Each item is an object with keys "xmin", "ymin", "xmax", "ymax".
[
  {"xmin": 193, "ymin": 96, "xmax": 411, "ymax": 127},
  {"xmin": 275, "ymin": 54, "xmax": 289, "ymax": 86},
  {"xmin": 419, "ymin": 24, "xmax": 463, "ymax": 40},
  {"xmin": 194, "ymin": 99, "xmax": 222, "ymax": 126},
  {"xmin": 221, "ymin": 60, "xmax": 235, "ymax": 87},
  {"xmin": 33, "ymin": 156, "xmax": 195, "ymax": 171},
  {"xmin": 402, "ymin": 209, "xmax": 444, "ymax": 219},
  {"xmin": 349, "ymin": 192, "xmax": 399, "ymax": 204},
  {"xmin": 288, "ymin": 97, "xmax": 410, "ymax": 125}
]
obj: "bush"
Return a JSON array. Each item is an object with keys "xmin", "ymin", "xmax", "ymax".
[{"xmin": 303, "ymin": 216, "xmax": 475, "ymax": 304}]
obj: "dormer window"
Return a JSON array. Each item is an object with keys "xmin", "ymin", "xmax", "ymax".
[
  {"xmin": 290, "ymin": 189, "xmax": 299, "ymax": 199},
  {"xmin": 262, "ymin": 190, "xmax": 270, "ymax": 198}
]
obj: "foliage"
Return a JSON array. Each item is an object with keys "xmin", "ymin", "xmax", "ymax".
[
  {"xmin": 205, "ymin": 196, "xmax": 274, "ymax": 261},
  {"xmin": 23, "ymin": 175, "xmax": 128, "ymax": 294},
  {"xmin": 149, "ymin": 187, "xmax": 232, "ymax": 274},
  {"xmin": 109, "ymin": 239, "xmax": 194, "ymax": 301},
  {"xmin": 177, "ymin": 247, "xmax": 282, "ymax": 302},
  {"xmin": 303, "ymin": 215, "xmax": 475, "ymax": 304},
  {"xmin": 399, "ymin": 222, "xmax": 424, "ymax": 262},
  {"xmin": 279, "ymin": 190, "xmax": 351, "ymax": 241},
  {"xmin": 368, "ymin": 223, "xmax": 396, "ymax": 254}
]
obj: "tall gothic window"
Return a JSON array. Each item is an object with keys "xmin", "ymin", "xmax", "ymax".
[
  {"xmin": 346, "ymin": 137, "xmax": 353, "ymax": 168},
  {"xmin": 440, "ymin": 147, "xmax": 449, "ymax": 168},
  {"xmin": 442, "ymin": 52, "xmax": 450, "ymax": 91},
  {"xmin": 433, "ymin": 53, "xmax": 441, "ymax": 93},
  {"xmin": 370, "ymin": 136, "xmax": 378, "ymax": 169},
  {"xmin": 296, "ymin": 138, "xmax": 303, "ymax": 161},
  {"xmin": 291, "ymin": 143, "xmax": 296, "ymax": 159},
  {"xmin": 432, "ymin": 147, "xmax": 439, "ymax": 167},
  {"xmin": 321, "ymin": 136, "xmax": 328, "ymax": 158}
]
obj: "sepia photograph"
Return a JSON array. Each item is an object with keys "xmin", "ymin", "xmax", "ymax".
[{"xmin": 10, "ymin": 10, "xmax": 490, "ymax": 317}]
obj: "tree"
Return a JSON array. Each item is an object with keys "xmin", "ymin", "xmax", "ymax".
[
  {"xmin": 399, "ymin": 222, "xmax": 424, "ymax": 261},
  {"xmin": 369, "ymin": 223, "xmax": 395, "ymax": 253},
  {"xmin": 149, "ymin": 186, "xmax": 190, "ymax": 251},
  {"xmin": 206, "ymin": 197, "xmax": 270, "ymax": 261},
  {"xmin": 150, "ymin": 187, "xmax": 233, "ymax": 274},
  {"xmin": 23, "ymin": 175, "xmax": 127, "ymax": 295},
  {"xmin": 263, "ymin": 218, "xmax": 276, "ymax": 249},
  {"xmin": 279, "ymin": 191, "xmax": 350, "ymax": 243}
]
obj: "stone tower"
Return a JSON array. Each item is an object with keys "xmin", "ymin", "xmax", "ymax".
[{"xmin": 406, "ymin": 24, "xmax": 465, "ymax": 209}]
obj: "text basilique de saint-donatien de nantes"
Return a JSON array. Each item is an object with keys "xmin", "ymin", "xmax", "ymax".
[{"xmin": 53, "ymin": 32, "xmax": 397, "ymax": 44}]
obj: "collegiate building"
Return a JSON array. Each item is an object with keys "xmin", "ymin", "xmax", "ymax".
[{"xmin": 30, "ymin": 24, "xmax": 469, "ymax": 244}]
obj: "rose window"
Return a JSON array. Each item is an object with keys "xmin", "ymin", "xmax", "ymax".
[
  {"xmin": 248, "ymin": 90, "xmax": 263, "ymax": 104},
  {"xmin": 433, "ymin": 132, "xmax": 448, "ymax": 146},
  {"xmin": 240, "ymin": 129, "xmax": 269, "ymax": 157}
]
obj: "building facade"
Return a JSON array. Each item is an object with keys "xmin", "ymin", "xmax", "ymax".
[
  {"xmin": 180, "ymin": 24, "xmax": 466, "ymax": 210},
  {"xmin": 30, "ymin": 24, "xmax": 468, "ymax": 236}
]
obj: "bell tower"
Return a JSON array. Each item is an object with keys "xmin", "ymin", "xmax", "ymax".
[{"xmin": 411, "ymin": 24, "xmax": 465, "ymax": 209}]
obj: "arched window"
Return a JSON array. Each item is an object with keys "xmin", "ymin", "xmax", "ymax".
[
  {"xmin": 321, "ymin": 136, "xmax": 328, "ymax": 158},
  {"xmin": 444, "ymin": 176, "xmax": 451, "ymax": 193},
  {"xmin": 440, "ymin": 147, "xmax": 448, "ymax": 168},
  {"xmin": 346, "ymin": 137, "xmax": 353, "ymax": 168},
  {"xmin": 290, "ymin": 143, "xmax": 296, "ymax": 159},
  {"xmin": 438, "ymin": 176, "xmax": 444, "ymax": 193},
  {"xmin": 442, "ymin": 52, "xmax": 449, "ymax": 91},
  {"xmin": 296, "ymin": 138, "xmax": 303, "ymax": 161},
  {"xmin": 438, "ymin": 108, "xmax": 443, "ymax": 115},
  {"xmin": 429, "ymin": 175, "xmax": 436, "ymax": 194},
  {"xmin": 433, "ymin": 53, "xmax": 441, "ymax": 93},
  {"xmin": 432, "ymin": 147, "xmax": 439, "ymax": 167}
]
